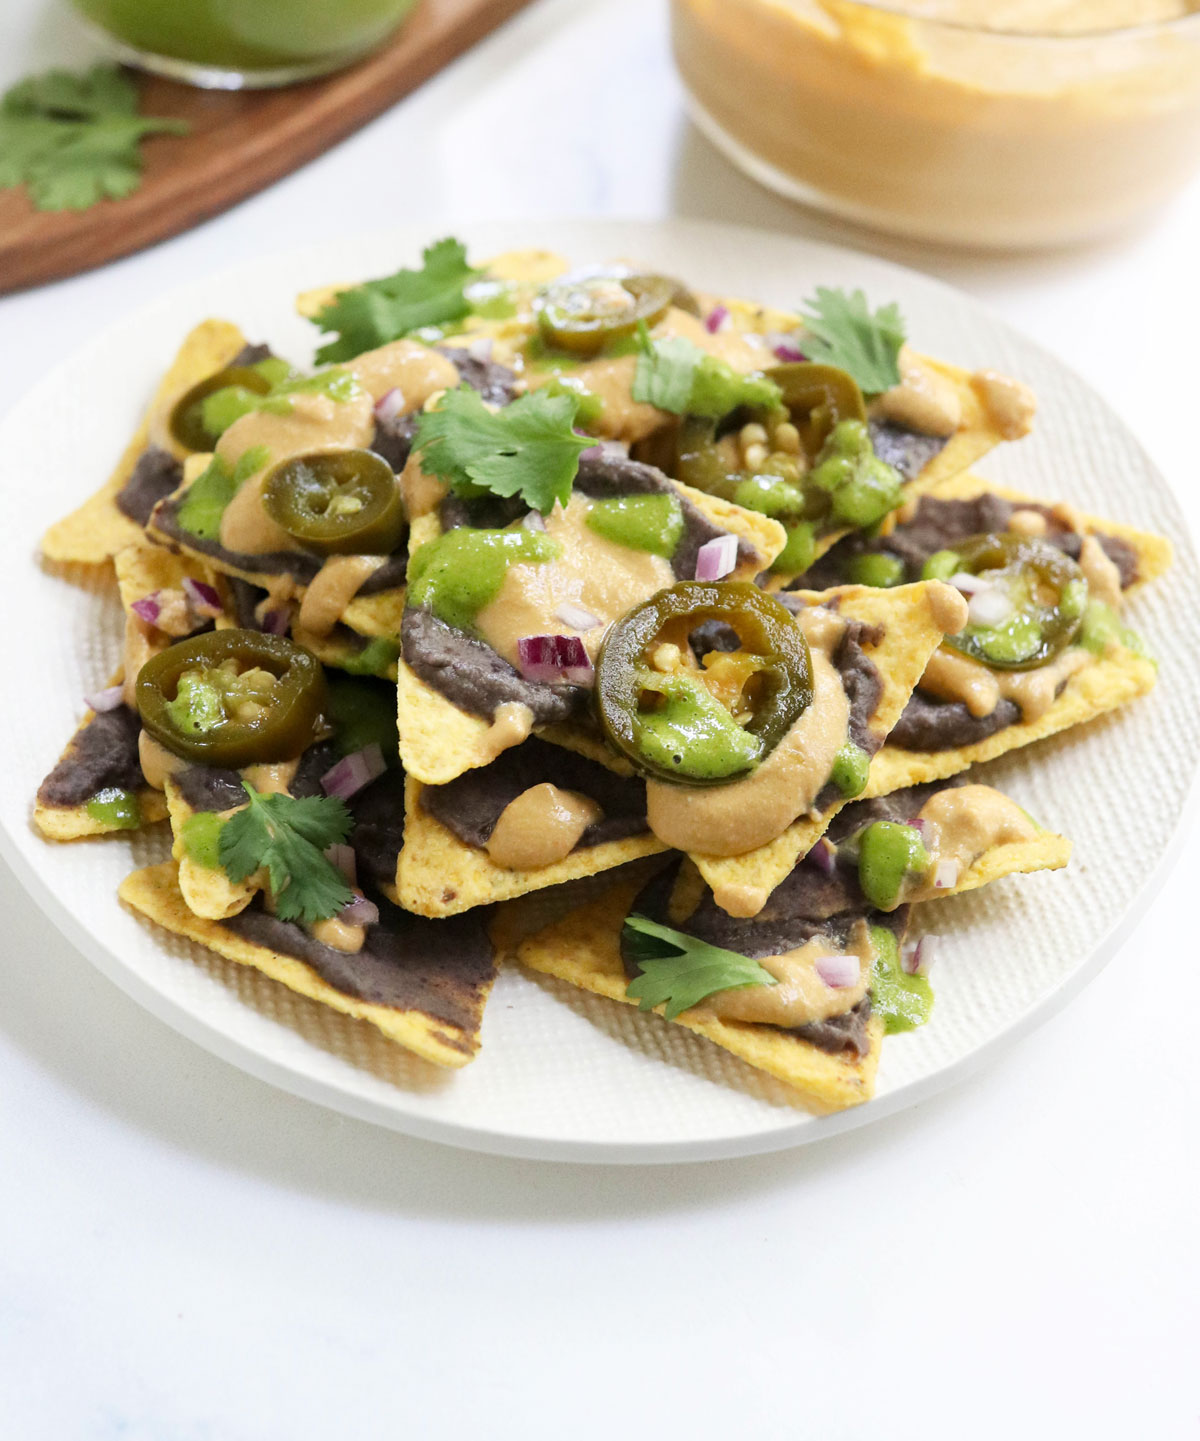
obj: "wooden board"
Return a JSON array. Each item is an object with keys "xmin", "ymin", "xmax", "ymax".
[{"xmin": 0, "ymin": 0, "xmax": 535, "ymax": 296}]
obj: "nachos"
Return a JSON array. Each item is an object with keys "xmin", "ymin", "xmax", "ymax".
[{"xmin": 32, "ymin": 236, "xmax": 1167, "ymax": 1103}]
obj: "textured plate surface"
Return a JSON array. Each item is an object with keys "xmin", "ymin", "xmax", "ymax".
[{"xmin": 1, "ymin": 219, "xmax": 1196, "ymax": 1163}]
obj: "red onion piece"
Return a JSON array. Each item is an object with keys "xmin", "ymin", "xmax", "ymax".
[
  {"xmin": 805, "ymin": 837, "xmax": 837, "ymax": 875},
  {"xmin": 694, "ymin": 533, "xmax": 739, "ymax": 581},
  {"xmin": 816, "ymin": 954, "xmax": 861, "ymax": 989},
  {"xmin": 85, "ymin": 683, "xmax": 125, "ymax": 713},
  {"xmin": 324, "ymin": 844, "xmax": 357, "ymax": 887},
  {"xmin": 903, "ymin": 936, "xmax": 936, "ymax": 976},
  {"xmin": 516, "ymin": 634, "xmax": 594, "ymax": 686},
  {"xmin": 907, "ymin": 817, "xmax": 928, "ymax": 838},
  {"xmin": 321, "ymin": 743, "xmax": 387, "ymax": 801},
  {"xmin": 555, "ymin": 601, "xmax": 600, "ymax": 632},
  {"xmin": 705, "ymin": 305, "xmax": 730, "ymax": 334},
  {"xmin": 932, "ymin": 858, "xmax": 960, "ymax": 890},
  {"xmin": 182, "ymin": 576, "xmax": 223, "ymax": 618},
  {"xmin": 340, "ymin": 895, "xmax": 379, "ymax": 928},
  {"xmin": 949, "ymin": 571, "xmax": 990, "ymax": 596},
  {"xmin": 260, "ymin": 608, "xmax": 291, "ymax": 636},
  {"xmin": 374, "ymin": 388, "xmax": 406, "ymax": 425},
  {"xmin": 131, "ymin": 594, "xmax": 161, "ymax": 626}
]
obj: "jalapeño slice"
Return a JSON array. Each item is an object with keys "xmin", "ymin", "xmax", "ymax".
[
  {"xmin": 595, "ymin": 581, "xmax": 813, "ymax": 785},
  {"xmin": 136, "ymin": 630, "xmax": 327, "ymax": 767},
  {"xmin": 169, "ymin": 365, "xmax": 275, "ymax": 454},
  {"xmin": 535, "ymin": 270, "xmax": 677, "ymax": 355},
  {"xmin": 941, "ymin": 532, "xmax": 1086, "ymax": 670},
  {"xmin": 765, "ymin": 362, "xmax": 867, "ymax": 457},
  {"xmin": 262, "ymin": 449, "xmax": 405, "ymax": 556}
]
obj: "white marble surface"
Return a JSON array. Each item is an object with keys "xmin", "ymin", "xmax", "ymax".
[{"xmin": 1, "ymin": 1, "xmax": 1197, "ymax": 1435}]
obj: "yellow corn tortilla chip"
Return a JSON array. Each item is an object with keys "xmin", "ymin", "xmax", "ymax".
[
  {"xmin": 510, "ymin": 875, "xmax": 882, "ymax": 1112},
  {"xmin": 690, "ymin": 581, "xmax": 963, "ymax": 917},
  {"xmin": 397, "ymin": 773, "xmax": 666, "ymax": 918},
  {"xmin": 864, "ymin": 642, "xmax": 1158, "ymax": 797},
  {"xmin": 119, "ymin": 861, "xmax": 490, "ymax": 1067},
  {"xmin": 398, "ymin": 489, "xmax": 787, "ymax": 786},
  {"xmin": 163, "ymin": 778, "xmax": 259, "ymax": 921},
  {"xmin": 41, "ymin": 320, "xmax": 249, "ymax": 568},
  {"xmin": 913, "ymin": 470, "xmax": 1174, "ymax": 590}
]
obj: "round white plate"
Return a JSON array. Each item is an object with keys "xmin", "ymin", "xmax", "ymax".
[{"xmin": 2, "ymin": 220, "xmax": 1195, "ymax": 1163}]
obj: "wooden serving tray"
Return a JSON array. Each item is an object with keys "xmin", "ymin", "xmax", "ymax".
[{"xmin": 0, "ymin": 0, "xmax": 535, "ymax": 296}]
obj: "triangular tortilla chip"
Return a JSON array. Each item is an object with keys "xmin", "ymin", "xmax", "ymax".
[
  {"xmin": 120, "ymin": 860, "xmax": 496, "ymax": 1068},
  {"xmin": 41, "ymin": 319, "xmax": 249, "ymax": 568}
]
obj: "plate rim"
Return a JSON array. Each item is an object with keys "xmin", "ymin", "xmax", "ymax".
[{"xmin": 3, "ymin": 215, "xmax": 1195, "ymax": 1163}]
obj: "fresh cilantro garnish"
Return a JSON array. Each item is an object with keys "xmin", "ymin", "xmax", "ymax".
[
  {"xmin": 175, "ymin": 446, "xmax": 270, "ymax": 541},
  {"xmin": 199, "ymin": 366, "xmax": 362, "ymax": 437},
  {"xmin": 219, "ymin": 784, "xmax": 354, "ymax": 925},
  {"xmin": 623, "ymin": 914, "xmax": 778, "ymax": 1020},
  {"xmin": 798, "ymin": 287, "xmax": 906, "ymax": 395},
  {"xmin": 413, "ymin": 385, "xmax": 591, "ymax": 515},
  {"xmin": 632, "ymin": 329, "xmax": 782, "ymax": 418},
  {"xmin": 0, "ymin": 64, "xmax": 187, "ymax": 212},
  {"xmin": 311, "ymin": 238, "xmax": 482, "ymax": 363}
]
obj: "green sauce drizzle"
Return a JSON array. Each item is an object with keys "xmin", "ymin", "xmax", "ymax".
[
  {"xmin": 870, "ymin": 925, "xmax": 933, "ymax": 1034},
  {"xmin": 407, "ymin": 527, "xmax": 560, "ymax": 632},
  {"xmin": 585, "ymin": 495, "xmax": 683, "ymax": 557},
  {"xmin": 86, "ymin": 786, "xmax": 141, "ymax": 830}
]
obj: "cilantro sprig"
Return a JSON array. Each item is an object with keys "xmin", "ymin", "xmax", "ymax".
[
  {"xmin": 798, "ymin": 287, "xmax": 906, "ymax": 395},
  {"xmin": 219, "ymin": 784, "xmax": 354, "ymax": 925},
  {"xmin": 311, "ymin": 238, "xmax": 482, "ymax": 363},
  {"xmin": 412, "ymin": 385, "xmax": 591, "ymax": 515},
  {"xmin": 632, "ymin": 329, "xmax": 782, "ymax": 418},
  {"xmin": 0, "ymin": 64, "xmax": 187, "ymax": 212},
  {"xmin": 623, "ymin": 914, "xmax": 777, "ymax": 1020}
]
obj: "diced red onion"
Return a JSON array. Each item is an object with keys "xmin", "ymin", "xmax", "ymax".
[
  {"xmin": 260, "ymin": 607, "xmax": 291, "ymax": 636},
  {"xmin": 968, "ymin": 587, "xmax": 1015, "ymax": 628},
  {"xmin": 466, "ymin": 336, "xmax": 494, "ymax": 362},
  {"xmin": 131, "ymin": 594, "xmax": 161, "ymax": 625},
  {"xmin": 340, "ymin": 895, "xmax": 379, "ymax": 928},
  {"xmin": 521, "ymin": 510, "xmax": 546, "ymax": 532},
  {"xmin": 932, "ymin": 858, "xmax": 960, "ymax": 890},
  {"xmin": 182, "ymin": 576, "xmax": 223, "ymax": 618},
  {"xmin": 694, "ymin": 533, "xmax": 739, "ymax": 581},
  {"xmin": 949, "ymin": 571, "xmax": 990, "ymax": 596},
  {"xmin": 774, "ymin": 344, "xmax": 806, "ymax": 363},
  {"xmin": 324, "ymin": 844, "xmax": 357, "ymax": 887},
  {"xmin": 84, "ymin": 683, "xmax": 125, "ymax": 713},
  {"xmin": 805, "ymin": 837, "xmax": 837, "ymax": 876},
  {"xmin": 816, "ymin": 954, "xmax": 861, "ymax": 989},
  {"xmin": 903, "ymin": 936, "xmax": 936, "ymax": 976},
  {"xmin": 555, "ymin": 601, "xmax": 600, "ymax": 631},
  {"xmin": 374, "ymin": 387, "xmax": 406, "ymax": 425},
  {"xmin": 766, "ymin": 331, "xmax": 806, "ymax": 362},
  {"xmin": 516, "ymin": 634, "xmax": 594, "ymax": 686},
  {"xmin": 705, "ymin": 305, "xmax": 730, "ymax": 334},
  {"xmin": 321, "ymin": 743, "xmax": 387, "ymax": 801},
  {"xmin": 906, "ymin": 817, "xmax": 928, "ymax": 838}
]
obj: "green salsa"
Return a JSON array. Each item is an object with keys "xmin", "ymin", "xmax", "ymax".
[
  {"xmin": 870, "ymin": 926, "xmax": 933, "ymax": 1034},
  {"xmin": 1078, "ymin": 600, "xmax": 1150, "ymax": 660},
  {"xmin": 585, "ymin": 495, "xmax": 683, "ymax": 557},
  {"xmin": 86, "ymin": 786, "xmax": 141, "ymax": 831},
  {"xmin": 857, "ymin": 820, "xmax": 929, "ymax": 910},
  {"xmin": 407, "ymin": 528, "xmax": 560, "ymax": 633},
  {"xmin": 340, "ymin": 637, "xmax": 401, "ymax": 678},
  {"xmin": 181, "ymin": 810, "xmax": 224, "ymax": 868},
  {"xmin": 633, "ymin": 668, "xmax": 764, "ymax": 781},
  {"xmin": 71, "ymin": 0, "xmax": 418, "ymax": 73},
  {"xmin": 830, "ymin": 741, "xmax": 870, "ymax": 798}
]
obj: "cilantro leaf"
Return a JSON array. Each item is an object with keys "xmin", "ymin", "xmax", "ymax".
[
  {"xmin": 623, "ymin": 914, "xmax": 778, "ymax": 1021},
  {"xmin": 312, "ymin": 238, "xmax": 481, "ymax": 363},
  {"xmin": 219, "ymin": 785, "xmax": 354, "ymax": 925},
  {"xmin": 632, "ymin": 330, "xmax": 782, "ymax": 418},
  {"xmin": 412, "ymin": 385, "xmax": 591, "ymax": 515},
  {"xmin": 798, "ymin": 287, "xmax": 906, "ymax": 395},
  {"xmin": 0, "ymin": 64, "xmax": 187, "ymax": 213}
]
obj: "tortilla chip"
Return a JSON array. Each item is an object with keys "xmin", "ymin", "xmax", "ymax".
[
  {"xmin": 509, "ymin": 875, "xmax": 883, "ymax": 1111},
  {"xmin": 914, "ymin": 470, "xmax": 1174, "ymax": 589},
  {"xmin": 120, "ymin": 861, "xmax": 491, "ymax": 1067},
  {"xmin": 33, "ymin": 688, "xmax": 168, "ymax": 840},
  {"xmin": 864, "ymin": 641, "xmax": 1158, "ymax": 797},
  {"xmin": 163, "ymin": 778, "xmax": 259, "ymax": 920},
  {"xmin": 114, "ymin": 536, "xmax": 236, "ymax": 621},
  {"xmin": 397, "ymin": 773, "xmax": 665, "ymax": 917},
  {"xmin": 397, "ymin": 491, "xmax": 786, "ymax": 786},
  {"xmin": 691, "ymin": 581, "xmax": 962, "ymax": 917},
  {"xmin": 41, "ymin": 320, "xmax": 249, "ymax": 568}
]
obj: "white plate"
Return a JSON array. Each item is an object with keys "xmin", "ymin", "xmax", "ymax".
[{"xmin": 2, "ymin": 220, "xmax": 1196, "ymax": 1163}]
